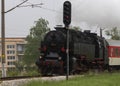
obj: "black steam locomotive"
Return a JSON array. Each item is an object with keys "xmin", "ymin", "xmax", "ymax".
[{"xmin": 36, "ymin": 26, "xmax": 109, "ymax": 75}]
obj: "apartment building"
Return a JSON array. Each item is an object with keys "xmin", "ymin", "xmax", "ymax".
[{"xmin": 0, "ymin": 38, "xmax": 26, "ymax": 70}]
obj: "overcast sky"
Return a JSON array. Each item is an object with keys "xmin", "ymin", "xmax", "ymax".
[{"xmin": 0, "ymin": 0, "xmax": 120, "ymax": 37}]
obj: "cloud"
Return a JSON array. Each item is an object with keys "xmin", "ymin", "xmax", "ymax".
[{"xmin": 71, "ymin": 0, "xmax": 120, "ymax": 27}]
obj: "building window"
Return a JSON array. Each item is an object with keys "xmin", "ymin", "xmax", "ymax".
[
  {"xmin": 17, "ymin": 44, "xmax": 25, "ymax": 54},
  {"xmin": 7, "ymin": 45, "xmax": 15, "ymax": 49},
  {"xmin": 7, "ymin": 61, "xmax": 15, "ymax": 65},
  {"xmin": 7, "ymin": 56, "xmax": 15, "ymax": 60},
  {"xmin": 7, "ymin": 50, "xmax": 15, "ymax": 54}
]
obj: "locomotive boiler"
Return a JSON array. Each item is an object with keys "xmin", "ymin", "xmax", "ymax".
[{"xmin": 36, "ymin": 26, "xmax": 120, "ymax": 75}]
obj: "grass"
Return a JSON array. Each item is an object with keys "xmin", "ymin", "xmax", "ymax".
[{"xmin": 24, "ymin": 72, "xmax": 120, "ymax": 86}]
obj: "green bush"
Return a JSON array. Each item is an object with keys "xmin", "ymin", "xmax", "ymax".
[
  {"xmin": 7, "ymin": 70, "xmax": 20, "ymax": 77},
  {"xmin": 6, "ymin": 66, "xmax": 40, "ymax": 77}
]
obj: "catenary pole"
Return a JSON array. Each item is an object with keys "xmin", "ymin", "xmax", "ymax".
[{"xmin": 1, "ymin": 0, "xmax": 6, "ymax": 77}]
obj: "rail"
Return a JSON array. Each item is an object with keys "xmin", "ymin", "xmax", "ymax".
[{"xmin": 0, "ymin": 75, "xmax": 41, "ymax": 81}]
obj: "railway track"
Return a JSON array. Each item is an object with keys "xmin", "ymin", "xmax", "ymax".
[
  {"xmin": 0, "ymin": 74, "xmax": 59, "ymax": 81},
  {"xmin": 0, "ymin": 75, "xmax": 68, "ymax": 86},
  {"xmin": 0, "ymin": 75, "xmax": 42, "ymax": 81}
]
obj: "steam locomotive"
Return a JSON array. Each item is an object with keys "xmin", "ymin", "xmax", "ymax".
[{"xmin": 36, "ymin": 26, "xmax": 120, "ymax": 75}]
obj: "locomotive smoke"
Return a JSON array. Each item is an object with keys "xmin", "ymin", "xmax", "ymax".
[{"xmin": 57, "ymin": 0, "xmax": 120, "ymax": 28}]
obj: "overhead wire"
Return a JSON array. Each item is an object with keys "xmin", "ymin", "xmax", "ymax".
[
  {"xmin": 33, "ymin": 5, "xmax": 62, "ymax": 13},
  {"xmin": 19, "ymin": 0, "xmax": 61, "ymax": 13}
]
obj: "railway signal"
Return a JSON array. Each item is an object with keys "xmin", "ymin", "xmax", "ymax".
[
  {"xmin": 63, "ymin": 1, "xmax": 71, "ymax": 27},
  {"xmin": 63, "ymin": 1, "xmax": 71, "ymax": 80}
]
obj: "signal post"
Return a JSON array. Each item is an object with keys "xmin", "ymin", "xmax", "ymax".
[{"xmin": 63, "ymin": 1, "xmax": 71, "ymax": 80}]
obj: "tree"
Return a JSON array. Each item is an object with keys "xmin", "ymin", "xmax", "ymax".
[
  {"xmin": 71, "ymin": 26, "xmax": 82, "ymax": 31},
  {"xmin": 105, "ymin": 27, "xmax": 120, "ymax": 40},
  {"xmin": 23, "ymin": 18, "xmax": 50, "ymax": 66}
]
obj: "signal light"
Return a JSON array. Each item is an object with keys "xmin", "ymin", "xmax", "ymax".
[
  {"xmin": 61, "ymin": 47, "xmax": 65, "ymax": 52},
  {"xmin": 63, "ymin": 1, "xmax": 71, "ymax": 27},
  {"xmin": 43, "ymin": 46, "xmax": 47, "ymax": 51}
]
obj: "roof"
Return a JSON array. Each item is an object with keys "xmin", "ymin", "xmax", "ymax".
[
  {"xmin": 106, "ymin": 39, "xmax": 120, "ymax": 46},
  {"xmin": 0, "ymin": 37, "xmax": 26, "ymax": 43},
  {"xmin": 0, "ymin": 37, "xmax": 26, "ymax": 39}
]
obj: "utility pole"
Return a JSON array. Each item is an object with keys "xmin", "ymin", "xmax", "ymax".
[{"xmin": 1, "ymin": 0, "xmax": 6, "ymax": 77}]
